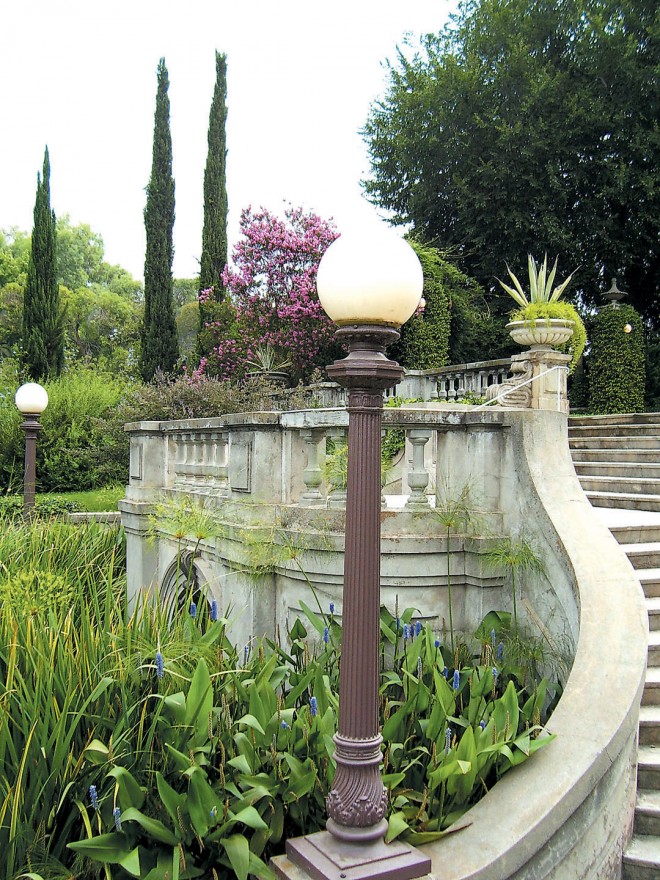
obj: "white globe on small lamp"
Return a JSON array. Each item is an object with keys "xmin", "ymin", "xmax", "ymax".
[
  {"xmin": 15, "ymin": 382, "xmax": 49, "ymax": 415},
  {"xmin": 15, "ymin": 382, "xmax": 48, "ymax": 521}
]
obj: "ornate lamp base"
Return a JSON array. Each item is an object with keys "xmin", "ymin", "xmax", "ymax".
[{"xmin": 272, "ymin": 830, "xmax": 431, "ymax": 880}]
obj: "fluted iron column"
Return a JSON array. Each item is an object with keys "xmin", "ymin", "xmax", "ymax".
[{"xmin": 322, "ymin": 326, "xmax": 401, "ymax": 840}]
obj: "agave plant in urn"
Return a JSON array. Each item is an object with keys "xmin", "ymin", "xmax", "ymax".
[{"xmin": 498, "ymin": 254, "xmax": 586, "ymax": 372}]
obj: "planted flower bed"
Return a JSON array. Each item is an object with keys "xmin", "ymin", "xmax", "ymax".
[{"xmin": 0, "ymin": 521, "xmax": 557, "ymax": 880}]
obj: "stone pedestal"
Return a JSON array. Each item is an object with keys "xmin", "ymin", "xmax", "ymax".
[{"xmin": 487, "ymin": 349, "xmax": 570, "ymax": 412}]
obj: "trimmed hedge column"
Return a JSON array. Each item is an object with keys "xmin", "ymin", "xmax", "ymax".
[{"xmin": 588, "ymin": 304, "xmax": 645, "ymax": 413}]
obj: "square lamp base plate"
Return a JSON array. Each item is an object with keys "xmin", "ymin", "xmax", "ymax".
[{"xmin": 271, "ymin": 830, "xmax": 432, "ymax": 880}]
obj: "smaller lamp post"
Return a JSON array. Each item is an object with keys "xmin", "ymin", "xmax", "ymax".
[
  {"xmin": 275, "ymin": 226, "xmax": 431, "ymax": 880},
  {"xmin": 15, "ymin": 382, "xmax": 48, "ymax": 522}
]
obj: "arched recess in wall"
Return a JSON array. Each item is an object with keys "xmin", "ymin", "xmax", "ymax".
[{"xmin": 161, "ymin": 550, "xmax": 209, "ymax": 618}]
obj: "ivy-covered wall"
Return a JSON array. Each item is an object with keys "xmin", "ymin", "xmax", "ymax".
[{"xmin": 588, "ymin": 305, "xmax": 645, "ymax": 414}]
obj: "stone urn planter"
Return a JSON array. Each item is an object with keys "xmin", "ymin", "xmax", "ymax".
[{"xmin": 506, "ymin": 318, "xmax": 575, "ymax": 350}]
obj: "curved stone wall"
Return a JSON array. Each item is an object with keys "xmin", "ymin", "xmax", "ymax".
[{"xmin": 420, "ymin": 410, "xmax": 647, "ymax": 879}]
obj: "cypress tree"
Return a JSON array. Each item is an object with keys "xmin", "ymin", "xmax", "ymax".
[
  {"xmin": 23, "ymin": 147, "xmax": 64, "ymax": 379},
  {"xmin": 140, "ymin": 57, "xmax": 179, "ymax": 382},
  {"xmin": 200, "ymin": 51, "xmax": 228, "ymax": 298},
  {"xmin": 197, "ymin": 52, "xmax": 230, "ymax": 362}
]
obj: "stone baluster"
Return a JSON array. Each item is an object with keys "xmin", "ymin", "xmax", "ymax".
[
  {"xmin": 300, "ymin": 428, "xmax": 325, "ymax": 506},
  {"xmin": 212, "ymin": 431, "xmax": 229, "ymax": 495},
  {"xmin": 327, "ymin": 428, "xmax": 347, "ymax": 509},
  {"xmin": 405, "ymin": 429, "xmax": 432, "ymax": 508},
  {"xmin": 174, "ymin": 433, "xmax": 186, "ymax": 485}
]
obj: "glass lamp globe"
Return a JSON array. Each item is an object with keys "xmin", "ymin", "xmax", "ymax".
[
  {"xmin": 317, "ymin": 226, "xmax": 424, "ymax": 328},
  {"xmin": 15, "ymin": 382, "xmax": 49, "ymax": 414}
]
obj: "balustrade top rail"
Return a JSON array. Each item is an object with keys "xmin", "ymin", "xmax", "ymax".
[{"xmin": 124, "ymin": 406, "xmax": 512, "ymax": 514}]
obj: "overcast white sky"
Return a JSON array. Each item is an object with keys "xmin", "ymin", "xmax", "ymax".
[{"xmin": 1, "ymin": 1, "xmax": 455, "ymax": 280}]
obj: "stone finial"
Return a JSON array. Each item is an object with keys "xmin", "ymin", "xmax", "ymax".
[{"xmin": 603, "ymin": 277, "xmax": 627, "ymax": 307}]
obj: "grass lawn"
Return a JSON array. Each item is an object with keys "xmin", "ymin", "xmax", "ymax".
[{"xmin": 44, "ymin": 484, "xmax": 125, "ymax": 512}]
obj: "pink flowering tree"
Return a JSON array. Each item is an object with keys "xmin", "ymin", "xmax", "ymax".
[{"xmin": 199, "ymin": 205, "xmax": 340, "ymax": 383}]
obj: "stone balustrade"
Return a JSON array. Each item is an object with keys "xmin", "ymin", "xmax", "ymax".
[{"xmin": 397, "ymin": 359, "xmax": 513, "ymax": 401}]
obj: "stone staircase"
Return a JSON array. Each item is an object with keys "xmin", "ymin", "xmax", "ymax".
[
  {"xmin": 569, "ymin": 415, "xmax": 660, "ymax": 876},
  {"xmin": 608, "ymin": 521, "xmax": 660, "ymax": 879},
  {"xmin": 569, "ymin": 414, "xmax": 660, "ymax": 511}
]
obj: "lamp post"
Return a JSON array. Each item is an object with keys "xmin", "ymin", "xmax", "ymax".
[
  {"xmin": 276, "ymin": 227, "xmax": 431, "ymax": 880},
  {"xmin": 15, "ymin": 382, "xmax": 48, "ymax": 522}
]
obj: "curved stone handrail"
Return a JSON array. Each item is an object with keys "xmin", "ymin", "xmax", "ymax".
[{"xmin": 421, "ymin": 410, "xmax": 648, "ymax": 879}]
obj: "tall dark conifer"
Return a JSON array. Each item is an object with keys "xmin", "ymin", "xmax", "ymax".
[
  {"xmin": 197, "ymin": 52, "xmax": 229, "ymax": 361},
  {"xmin": 140, "ymin": 57, "xmax": 179, "ymax": 381},
  {"xmin": 23, "ymin": 147, "xmax": 64, "ymax": 379},
  {"xmin": 200, "ymin": 51, "xmax": 228, "ymax": 298}
]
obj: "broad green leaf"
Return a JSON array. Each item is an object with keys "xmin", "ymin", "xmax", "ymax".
[
  {"xmin": 298, "ymin": 600, "xmax": 325, "ymax": 637},
  {"xmin": 84, "ymin": 739, "xmax": 109, "ymax": 765},
  {"xmin": 156, "ymin": 772, "xmax": 186, "ymax": 829},
  {"xmin": 228, "ymin": 753, "xmax": 253, "ymax": 775},
  {"xmin": 237, "ymin": 713, "xmax": 266, "ymax": 736},
  {"xmin": 107, "ymin": 766, "xmax": 145, "ymax": 810},
  {"xmin": 68, "ymin": 831, "xmax": 134, "ymax": 863},
  {"xmin": 185, "ymin": 659, "xmax": 213, "ymax": 740},
  {"xmin": 163, "ymin": 692, "xmax": 186, "ymax": 724},
  {"xmin": 223, "ymin": 833, "xmax": 250, "ymax": 880},
  {"xmin": 121, "ymin": 807, "xmax": 178, "ymax": 845},
  {"xmin": 385, "ymin": 811, "xmax": 409, "ymax": 842},
  {"xmin": 231, "ymin": 805, "xmax": 269, "ymax": 831}
]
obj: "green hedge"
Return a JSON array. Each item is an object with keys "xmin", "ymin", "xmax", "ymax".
[{"xmin": 588, "ymin": 305, "xmax": 645, "ymax": 414}]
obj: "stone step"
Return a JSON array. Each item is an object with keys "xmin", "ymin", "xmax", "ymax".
[
  {"xmin": 572, "ymin": 449, "xmax": 660, "ymax": 464},
  {"xmin": 643, "ymin": 667, "xmax": 660, "ymax": 707},
  {"xmin": 639, "ymin": 705, "xmax": 660, "ymax": 746},
  {"xmin": 649, "ymin": 632, "xmax": 660, "ymax": 665},
  {"xmin": 623, "ymin": 833, "xmax": 660, "ymax": 879},
  {"xmin": 584, "ymin": 491, "xmax": 660, "ymax": 512},
  {"xmin": 575, "ymin": 462, "xmax": 660, "ymax": 480},
  {"xmin": 639, "ymin": 571, "xmax": 660, "ymax": 600},
  {"xmin": 570, "ymin": 436, "xmax": 660, "ymax": 450},
  {"xmin": 611, "ymin": 526, "xmax": 660, "ymax": 546},
  {"xmin": 637, "ymin": 745, "xmax": 660, "ymax": 789},
  {"xmin": 621, "ymin": 544, "xmax": 660, "ymax": 571},
  {"xmin": 636, "ymin": 790, "xmax": 660, "ymax": 836},
  {"xmin": 649, "ymin": 599, "xmax": 660, "ymax": 633},
  {"xmin": 570, "ymin": 413, "xmax": 660, "ymax": 428},
  {"xmin": 569, "ymin": 423, "xmax": 660, "ymax": 438},
  {"xmin": 579, "ymin": 476, "xmax": 660, "ymax": 496}
]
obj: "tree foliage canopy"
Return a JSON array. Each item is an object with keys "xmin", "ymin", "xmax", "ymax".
[
  {"xmin": 199, "ymin": 205, "xmax": 339, "ymax": 383},
  {"xmin": 363, "ymin": 0, "xmax": 659, "ymax": 322}
]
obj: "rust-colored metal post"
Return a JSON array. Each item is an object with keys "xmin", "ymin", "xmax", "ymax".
[
  {"xmin": 325, "ymin": 325, "xmax": 401, "ymax": 839},
  {"xmin": 277, "ymin": 326, "xmax": 432, "ymax": 880},
  {"xmin": 21, "ymin": 414, "xmax": 42, "ymax": 523}
]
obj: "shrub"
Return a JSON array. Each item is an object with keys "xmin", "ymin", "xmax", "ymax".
[
  {"xmin": 392, "ymin": 242, "xmax": 452, "ymax": 370},
  {"xmin": 0, "ymin": 365, "xmax": 131, "ymax": 493},
  {"xmin": 588, "ymin": 305, "xmax": 645, "ymax": 413},
  {"xmin": 0, "ymin": 493, "xmax": 82, "ymax": 521}
]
